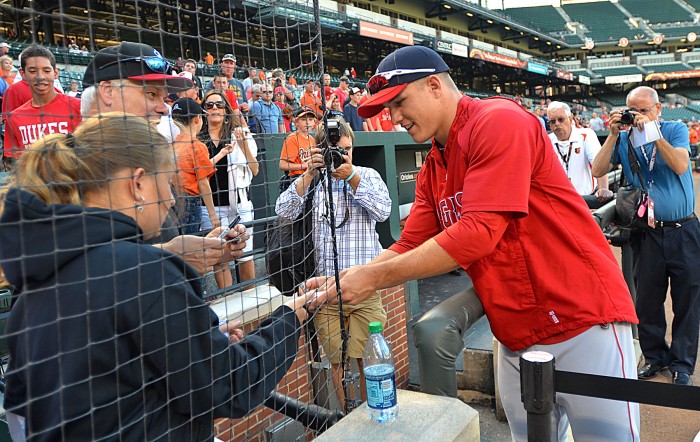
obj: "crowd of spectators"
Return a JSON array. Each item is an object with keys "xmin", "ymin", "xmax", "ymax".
[{"xmin": 1, "ymin": 38, "xmax": 699, "ymax": 441}]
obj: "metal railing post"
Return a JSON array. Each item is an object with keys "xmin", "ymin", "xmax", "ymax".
[{"xmin": 520, "ymin": 351, "xmax": 556, "ymax": 442}]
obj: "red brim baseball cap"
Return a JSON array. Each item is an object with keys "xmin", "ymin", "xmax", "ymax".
[
  {"xmin": 358, "ymin": 46, "xmax": 449, "ymax": 118},
  {"xmin": 83, "ymin": 41, "xmax": 193, "ymax": 91},
  {"xmin": 358, "ymin": 83, "xmax": 407, "ymax": 118}
]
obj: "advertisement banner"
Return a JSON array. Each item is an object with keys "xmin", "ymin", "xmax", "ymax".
[
  {"xmin": 469, "ymin": 48, "xmax": 527, "ymax": 69},
  {"xmin": 452, "ymin": 42, "xmax": 469, "ymax": 58},
  {"xmin": 556, "ymin": 69, "xmax": 574, "ymax": 81},
  {"xmin": 435, "ymin": 40, "xmax": 452, "ymax": 54},
  {"xmin": 436, "ymin": 40, "xmax": 469, "ymax": 58},
  {"xmin": 644, "ymin": 70, "xmax": 700, "ymax": 81},
  {"xmin": 527, "ymin": 62, "xmax": 549, "ymax": 75},
  {"xmin": 605, "ymin": 74, "xmax": 643, "ymax": 84},
  {"xmin": 359, "ymin": 20, "xmax": 414, "ymax": 45},
  {"xmin": 578, "ymin": 75, "xmax": 590, "ymax": 85}
]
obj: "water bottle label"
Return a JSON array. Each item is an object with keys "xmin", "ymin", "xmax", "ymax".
[{"xmin": 365, "ymin": 371, "xmax": 397, "ymax": 410}]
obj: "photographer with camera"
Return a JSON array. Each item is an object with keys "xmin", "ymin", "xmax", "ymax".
[
  {"xmin": 275, "ymin": 120, "xmax": 391, "ymax": 409},
  {"xmin": 592, "ymin": 86, "xmax": 700, "ymax": 386}
]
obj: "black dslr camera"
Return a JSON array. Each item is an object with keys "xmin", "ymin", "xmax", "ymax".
[
  {"xmin": 323, "ymin": 119, "xmax": 347, "ymax": 170},
  {"xmin": 620, "ymin": 109, "xmax": 635, "ymax": 126}
]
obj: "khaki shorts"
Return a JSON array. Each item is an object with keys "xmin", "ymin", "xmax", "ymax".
[{"xmin": 313, "ymin": 291, "xmax": 387, "ymax": 364}]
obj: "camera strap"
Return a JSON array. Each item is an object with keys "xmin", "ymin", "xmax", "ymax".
[{"xmin": 626, "ymin": 130, "xmax": 647, "ymax": 194}]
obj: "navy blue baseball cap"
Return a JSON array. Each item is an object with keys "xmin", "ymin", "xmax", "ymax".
[{"xmin": 358, "ymin": 46, "xmax": 449, "ymax": 118}]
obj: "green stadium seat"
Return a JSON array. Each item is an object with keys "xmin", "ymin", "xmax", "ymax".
[
  {"xmin": 562, "ymin": 2, "xmax": 637, "ymax": 42},
  {"xmin": 592, "ymin": 66, "xmax": 645, "ymax": 76},
  {"xmin": 596, "ymin": 93, "xmax": 627, "ymax": 107},
  {"xmin": 661, "ymin": 106, "xmax": 700, "ymax": 122},
  {"xmin": 619, "ymin": 0, "xmax": 691, "ymax": 25},
  {"xmin": 650, "ymin": 25, "xmax": 700, "ymax": 38},
  {"xmin": 644, "ymin": 62, "xmax": 692, "ymax": 73},
  {"xmin": 674, "ymin": 89, "xmax": 700, "ymax": 101},
  {"xmin": 503, "ymin": 6, "xmax": 568, "ymax": 33}
]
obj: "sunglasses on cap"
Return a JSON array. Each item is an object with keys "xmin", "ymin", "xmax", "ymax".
[
  {"xmin": 367, "ymin": 68, "xmax": 436, "ymax": 95},
  {"xmin": 98, "ymin": 56, "xmax": 171, "ymax": 74},
  {"xmin": 204, "ymin": 100, "xmax": 226, "ymax": 109}
]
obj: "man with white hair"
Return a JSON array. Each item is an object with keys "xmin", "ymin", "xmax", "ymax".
[
  {"xmin": 547, "ymin": 101, "xmax": 613, "ymax": 209},
  {"xmin": 81, "ymin": 41, "xmax": 246, "ymax": 275}
]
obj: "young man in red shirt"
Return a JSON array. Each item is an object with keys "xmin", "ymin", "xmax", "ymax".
[
  {"xmin": 3, "ymin": 45, "xmax": 81, "ymax": 162},
  {"xmin": 307, "ymin": 46, "xmax": 640, "ymax": 441}
]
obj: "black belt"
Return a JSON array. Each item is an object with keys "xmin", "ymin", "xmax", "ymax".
[{"xmin": 654, "ymin": 213, "xmax": 696, "ymax": 229}]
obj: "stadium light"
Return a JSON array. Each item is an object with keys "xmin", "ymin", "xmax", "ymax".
[
  {"xmin": 443, "ymin": 4, "xmax": 451, "ymax": 9},
  {"xmin": 505, "ymin": 26, "xmax": 510, "ymax": 30}
]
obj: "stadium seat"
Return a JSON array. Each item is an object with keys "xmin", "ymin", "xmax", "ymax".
[
  {"xmin": 502, "ymin": 6, "xmax": 568, "ymax": 33},
  {"xmin": 562, "ymin": 2, "xmax": 637, "ymax": 42},
  {"xmin": 644, "ymin": 62, "xmax": 692, "ymax": 73},
  {"xmin": 592, "ymin": 66, "xmax": 645, "ymax": 77},
  {"xmin": 619, "ymin": 0, "xmax": 692, "ymax": 25},
  {"xmin": 661, "ymin": 106, "xmax": 700, "ymax": 122}
]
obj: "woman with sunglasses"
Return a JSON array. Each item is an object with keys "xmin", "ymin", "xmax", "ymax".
[
  {"xmin": 0, "ymin": 114, "xmax": 311, "ymax": 441},
  {"xmin": 200, "ymin": 90, "xmax": 259, "ymax": 289}
]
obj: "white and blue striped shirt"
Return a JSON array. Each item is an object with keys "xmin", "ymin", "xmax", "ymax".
[{"xmin": 275, "ymin": 166, "xmax": 392, "ymax": 275}]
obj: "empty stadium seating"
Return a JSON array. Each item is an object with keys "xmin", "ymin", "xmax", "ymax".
[
  {"xmin": 502, "ymin": 6, "xmax": 568, "ymax": 33},
  {"xmin": 674, "ymin": 88, "xmax": 700, "ymax": 100},
  {"xmin": 620, "ymin": 0, "xmax": 692, "ymax": 25},
  {"xmin": 592, "ymin": 65, "xmax": 645, "ymax": 76},
  {"xmin": 652, "ymin": 25, "xmax": 700, "ymax": 38},
  {"xmin": 596, "ymin": 93, "xmax": 628, "ymax": 107},
  {"xmin": 684, "ymin": 0, "xmax": 700, "ymax": 11},
  {"xmin": 644, "ymin": 62, "xmax": 692, "ymax": 73},
  {"xmin": 562, "ymin": 2, "xmax": 638, "ymax": 42},
  {"xmin": 661, "ymin": 106, "xmax": 700, "ymax": 121}
]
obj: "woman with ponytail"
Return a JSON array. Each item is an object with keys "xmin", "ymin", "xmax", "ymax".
[{"xmin": 0, "ymin": 114, "xmax": 311, "ymax": 441}]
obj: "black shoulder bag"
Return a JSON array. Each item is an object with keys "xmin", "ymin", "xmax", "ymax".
[
  {"xmin": 266, "ymin": 174, "xmax": 321, "ymax": 296},
  {"xmin": 615, "ymin": 133, "xmax": 649, "ymax": 231}
]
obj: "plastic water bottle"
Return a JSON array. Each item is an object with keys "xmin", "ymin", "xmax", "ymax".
[{"xmin": 363, "ymin": 321, "xmax": 399, "ymax": 423}]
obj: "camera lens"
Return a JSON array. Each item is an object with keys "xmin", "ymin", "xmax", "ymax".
[{"xmin": 620, "ymin": 110, "xmax": 634, "ymax": 126}]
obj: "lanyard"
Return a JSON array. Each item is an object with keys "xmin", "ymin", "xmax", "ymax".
[
  {"xmin": 637, "ymin": 142, "xmax": 657, "ymax": 187},
  {"xmin": 555, "ymin": 142, "xmax": 573, "ymax": 176}
]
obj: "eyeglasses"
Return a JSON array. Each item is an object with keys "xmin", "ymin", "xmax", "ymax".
[
  {"xmin": 204, "ymin": 100, "xmax": 226, "ymax": 109},
  {"xmin": 98, "ymin": 56, "xmax": 171, "ymax": 74},
  {"xmin": 550, "ymin": 117, "xmax": 569, "ymax": 125},
  {"xmin": 263, "ymin": 91, "xmax": 273, "ymax": 94},
  {"xmin": 629, "ymin": 104, "xmax": 658, "ymax": 114},
  {"xmin": 367, "ymin": 68, "xmax": 436, "ymax": 94}
]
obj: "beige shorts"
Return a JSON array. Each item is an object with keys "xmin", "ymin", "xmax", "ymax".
[{"xmin": 313, "ymin": 291, "xmax": 387, "ymax": 364}]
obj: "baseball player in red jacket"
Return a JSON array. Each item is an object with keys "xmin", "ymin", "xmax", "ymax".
[{"xmin": 306, "ymin": 46, "xmax": 640, "ymax": 441}]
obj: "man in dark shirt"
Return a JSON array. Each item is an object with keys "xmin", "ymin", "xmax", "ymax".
[{"xmin": 343, "ymin": 87, "xmax": 365, "ymax": 132}]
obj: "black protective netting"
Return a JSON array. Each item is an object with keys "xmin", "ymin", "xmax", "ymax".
[{"xmin": 0, "ymin": 1, "xmax": 369, "ymax": 440}]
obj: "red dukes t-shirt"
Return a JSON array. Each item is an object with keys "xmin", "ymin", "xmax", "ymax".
[
  {"xmin": 390, "ymin": 96, "xmax": 637, "ymax": 351},
  {"xmin": 3, "ymin": 93, "xmax": 82, "ymax": 158},
  {"xmin": 379, "ymin": 108, "xmax": 393, "ymax": 131}
]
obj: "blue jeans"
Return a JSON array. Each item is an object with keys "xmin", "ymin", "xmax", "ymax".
[{"xmin": 180, "ymin": 195, "xmax": 202, "ymax": 234}]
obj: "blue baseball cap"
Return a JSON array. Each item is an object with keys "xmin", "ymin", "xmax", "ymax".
[{"xmin": 358, "ymin": 46, "xmax": 449, "ymax": 118}]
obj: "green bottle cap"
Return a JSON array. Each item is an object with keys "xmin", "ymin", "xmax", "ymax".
[{"xmin": 368, "ymin": 321, "xmax": 383, "ymax": 334}]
